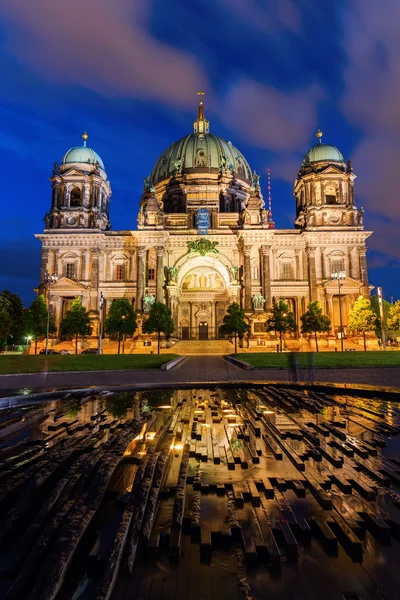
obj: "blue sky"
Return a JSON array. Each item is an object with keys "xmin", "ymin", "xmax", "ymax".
[{"xmin": 0, "ymin": 0, "xmax": 399, "ymax": 305}]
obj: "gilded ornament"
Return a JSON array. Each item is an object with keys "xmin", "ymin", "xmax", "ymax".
[{"xmin": 187, "ymin": 238, "xmax": 219, "ymax": 256}]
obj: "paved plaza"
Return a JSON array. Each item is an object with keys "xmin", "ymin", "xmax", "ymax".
[{"xmin": 0, "ymin": 356, "xmax": 399, "ymax": 395}]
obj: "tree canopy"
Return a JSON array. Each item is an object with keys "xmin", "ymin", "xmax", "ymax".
[
  {"xmin": 266, "ymin": 299, "xmax": 296, "ymax": 351},
  {"xmin": 23, "ymin": 294, "xmax": 56, "ymax": 353},
  {"xmin": 219, "ymin": 302, "xmax": 250, "ymax": 353},
  {"xmin": 387, "ymin": 300, "xmax": 400, "ymax": 333},
  {"xmin": 348, "ymin": 295, "xmax": 377, "ymax": 351},
  {"xmin": 0, "ymin": 294, "xmax": 12, "ymax": 346},
  {"xmin": 0, "ymin": 290, "xmax": 24, "ymax": 343},
  {"xmin": 142, "ymin": 302, "xmax": 174, "ymax": 354},
  {"xmin": 300, "ymin": 301, "xmax": 331, "ymax": 352},
  {"xmin": 371, "ymin": 295, "xmax": 391, "ymax": 340},
  {"xmin": 60, "ymin": 298, "xmax": 92, "ymax": 354},
  {"xmin": 105, "ymin": 298, "xmax": 137, "ymax": 354}
]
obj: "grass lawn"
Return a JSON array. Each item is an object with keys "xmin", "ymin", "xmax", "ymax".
[
  {"xmin": 0, "ymin": 354, "xmax": 179, "ymax": 374},
  {"xmin": 234, "ymin": 351, "xmax": 400, "ymax": 369}
]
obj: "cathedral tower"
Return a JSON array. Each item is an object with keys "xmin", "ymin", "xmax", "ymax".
[
  {"xmin": 293, "ymin": 130, "xmax": 363, "ymax": 230},
  {"xmin": 44, "ymin": 132, "xmax": 112, "ymax": 231}
]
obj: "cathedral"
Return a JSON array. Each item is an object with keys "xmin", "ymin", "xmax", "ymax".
[{"xmin": 36, "ymin": 96, "xmax": 371, "ymax": 350}]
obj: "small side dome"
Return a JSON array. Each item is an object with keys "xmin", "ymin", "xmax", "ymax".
[
  {"xmin": 301, "ymin": 130, "xmax": 344, "ymax": 167},
  {"xmin": 61, "ymin": 132, "xmax": 105, "ymax": 170}
]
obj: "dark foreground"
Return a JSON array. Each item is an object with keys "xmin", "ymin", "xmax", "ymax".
[{"xmin": 1, "ymin": 386, "xmax": 400, "ymax": 599}]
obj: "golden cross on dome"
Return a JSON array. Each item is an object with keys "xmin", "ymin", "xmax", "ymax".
[{"xmin": 197, "ymin": 91, "xmax": 205, "ymax": 102}]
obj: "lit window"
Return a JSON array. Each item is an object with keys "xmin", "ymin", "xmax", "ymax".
[
  {"xmin": 66, "ymin": 263, "xmax": 76, "ymax": 279},
  {"xmin": 280, "ymin": 262, "xmax": 293, "ymax": 280},
  {"xmin": 251, "ymin": 266, "xmax": 259, "ymax": 280},
  {"xmin": 331, "ymin": 258, "xmax": 343, "ymax": 275},
  {"xmin": 148, "ymin": 268, "xmax": 155, "ymax": 281},
  {"xmin": 116, "ymin": 265, "xmax": 125, "ymax": 280}
]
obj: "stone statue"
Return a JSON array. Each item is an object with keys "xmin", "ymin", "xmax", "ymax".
[
  {"xmin": 143, "ymin": 175, "xmax": 151, "ymax": 192},
  {"xmin": 168, "ymin": 266, "xmax": 178, "ymax": 282},
  {"xmin": 138, "ymin": 207, "xmax": 145, "ymax": 227},
  {"xmin": 357, "ymin": 207, "xmax": 364, "ymax": 226},
  {"xmin": 261, "ymin": 208, "xmax": 268, "ymax": 225},
  {"xmin": 252, "ymin": 170, "xmax": 260, "ymax": 188},
  {"xmin": 243, "ymin": 208, "xmax": 251, "ymax": 225},
  {"xmin": 220, "ymin": 155, "xmax": 231, "ymax": 173},
  {"xmin": 52, "ymin": 162, "xmax": 60, "ymax": 176},
  {"xmin": 143, "ymin": 292, "xmax": 155, "ymax": 313},
  {"xmin": 229, "ymin": 265, "xmax": 239, "ymax": 281},
  {"xmin": 252, "ymin": 294, "xmax": 265, "ymax": 311},
  {"xmin": 44, "ymin": 212, "xmax": 51, "ymax": 228},
  {"xmin": 173, "ymin": 158, "xmax": 182, "ymax": 174}
]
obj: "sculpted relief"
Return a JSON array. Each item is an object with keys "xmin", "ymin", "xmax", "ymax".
[{"xmin": 182, "ymin": 268, "xmax": 224, "ymax": 291}]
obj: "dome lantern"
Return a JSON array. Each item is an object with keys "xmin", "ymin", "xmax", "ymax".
[{"xmin": 193, "ymin": 91, "xmax": 209, "ymax": 135}]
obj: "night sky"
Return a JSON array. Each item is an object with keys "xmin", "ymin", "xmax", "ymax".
[{"xmin": 1, "ymin": 0, "xmax": 399, "ymax": 306}]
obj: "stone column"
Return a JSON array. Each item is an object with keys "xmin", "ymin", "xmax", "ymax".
[
  {"xmin": 136, "ymin": 247, "xmax": 146, "ymax": 311},
  {"xmin": 351, "ymin": 247, "xmax": 360, "ymax": 280},
  {"xmin": 320, "ymin": 247, "xmax": 326, "ymax": 279},
  {"xmin": 327, "ymin": 294, "xmax": 334, "ymax": 327},
  {"xmin": 90, "ymin": 249, "xmax": 100, "ymax": 310},
  {"xmin": 40, "ymin": 249, "xmax": 49, "ymax": 283},
  {"xmin": 243, "ymin": 245, "xmax": 252, "ymax": 310},
  {"xmin": 359, "ymin": 247, "xmax": 369, "ymax": 297},
  {"xmin": 155, "ymin": 246, "xmax": 165, "ymax": 302},
  {"xmin": 260, "ymin": 246, "xmax": 272, "ymax": 309},
  {"xmin": 306, "ymin": 246, "xmax": 317, "ymax": 302},
  {"xmin": 189, "ymin": 301, "xmax": 193, "ymax": 339},
  {"xmin": 80, "ymin": 251, "xmax": 85, "ymax": 281}
]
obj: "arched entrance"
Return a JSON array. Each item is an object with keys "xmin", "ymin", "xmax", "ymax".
[{"xmin": 173, "ymin": 255, "xmax": 235, "ymax": 340}]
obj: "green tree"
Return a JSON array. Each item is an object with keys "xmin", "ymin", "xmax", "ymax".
[
  {"xmin": 142, "ymin": 302, "xmax": 174, "ymax": 354},
  {"xmin": 23, "ymin": 294, "xmax": 56, "ymax": 354},
  {"xmin": 105, "ymin": 298, "xmax": 137, "ymax": 354},
  {"xmin": 60, "ymin": 298, "xmax": 92, "ymax": 354},
  {"xmin": 266, "ymin": 299, "xmax": 296, "ymax": 352},
  {"xmin": 219, "ymin": 302, "xmax": 250, "ymax": 353},
  {"xmin": 300, "ymin": 301, "xmax": 331, "ymax": 352},
  {"xmin": 0, "ymin": 290, "xmax": 24, "ymax": 343},
  {"xmin": 0, "ymin": 295, "xmax": 12, "ymax": 349},
  {"xmin": 387, "ymin": 300, "xmax": 400, "ymax": 334},
  {"xmin": 348, "ymin": 295, "xmax": 377, "ymax": 351}
]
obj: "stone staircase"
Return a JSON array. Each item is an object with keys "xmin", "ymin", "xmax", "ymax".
[{"xmin": 169, "ymin": 340, "xmax": 234, "ymax": 355}]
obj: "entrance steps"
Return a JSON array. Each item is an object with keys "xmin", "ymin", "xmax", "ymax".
[{"xmin": 170, "ymin": 340, "xmax": 234, "ymax": 355}]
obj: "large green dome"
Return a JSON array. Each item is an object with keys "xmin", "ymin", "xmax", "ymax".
[
  {"xmin": 61, "ymin": 133, "xmax": 105, "ymax": 170},
  {"xmin": 151, "ymin": 133, "xmax": 252, "ymax": 185}
]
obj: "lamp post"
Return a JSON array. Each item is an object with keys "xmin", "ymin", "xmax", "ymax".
[
  {"xmin": 331, "ymin": 268, "xmax": 345, "ymax": 352},
  {"xmin": 377, "ymin": 287, "xmax": 386, "ymax": 350},
  {"xmin": 98, "ymin": 292, "xmax": 104, "ymax": 354},
  {"xmin": 121, "ymin": 314, "xmax": 126, "ymax": 354},
  {"xmin": 44, "ymin": 271, "xmax": 58, "ymax": 354}
]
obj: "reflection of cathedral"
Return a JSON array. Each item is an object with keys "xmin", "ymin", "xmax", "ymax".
[{"xmin": 36, "ymin": 97, "xmax": 372, "ymax": 347}]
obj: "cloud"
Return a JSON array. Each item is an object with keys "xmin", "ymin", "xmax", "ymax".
[
  {"xmin": 220, "ymin": 80, "xmax": 323, "ymax": 151},
  {"xmin": 216, "ymin": 0, "xmax": 301, "ymax": 35},
  {"xmin": 1, "ymin": 0, "xmax": 208, "ymax": 109},
  {"xmin": 340, "ymin": 0, "xmax": 400, "ymax": 260}
]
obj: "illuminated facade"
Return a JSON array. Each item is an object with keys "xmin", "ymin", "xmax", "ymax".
[{"xmin": 36, "ymin": 100, "xmax": 371, "ymax": 348}]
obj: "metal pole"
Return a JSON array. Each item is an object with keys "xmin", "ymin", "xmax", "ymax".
[
  {"xmin": 45, "ymin": 275, "xmax": 51, "ymax": 354},
  {"xmin": 338, "ymin": 275, "xmax": 344, "ymax": 352},
  {"xmin": 98, "ymin": 292, "xmax": 104, "ymax": 354},
  {"xmin": 377, "ymin": 287, "xmax": 386, "ymax": 350}
]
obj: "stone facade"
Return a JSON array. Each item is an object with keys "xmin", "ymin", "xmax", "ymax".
[{"xmin": 35, "ymin": 106, "xmax": 372, "ymax": 348}]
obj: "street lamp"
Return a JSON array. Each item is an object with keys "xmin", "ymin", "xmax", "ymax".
[
  {"xmin": 331, "ymin": 268, "xmax": 345, "ymax": 352},
  {"xmin": 121, "ymin": 314, "xmax": 126, "ymax": 354},
  {"xmin": 377, "ymin": 287, "xmax": 386, "ymax": 351},
  {"xmin": 98, "ymin": 292, "xmax": 104, "ymax": 354},
  {"xmin": 44, "ymin": 271, "xmax": 58, "ymax": 354}
]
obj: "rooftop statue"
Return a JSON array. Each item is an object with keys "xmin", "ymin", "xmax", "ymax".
[{"xmin": 252, "ymin": 294, "xmax": 265, "ymax": 311}]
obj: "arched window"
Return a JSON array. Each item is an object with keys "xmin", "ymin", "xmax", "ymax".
[
  {"xmin": 325, "ymin": 184, "xmax": 337, "ymax": 205},
  {"xmin": 195, "ymin": 148, "xmax": 207, "ymax": 168},
  {"xmin": 331, "ymin": 257, "xmax": 344, "ymax": 275},
  {"xmin": 116, "ymin": 265, "xmax": 125, "ymax": 280},
  {"xmin": 280, "ymin": 262, "xmax": 293, "ymax": 280},
  {"xmin": 70, "ymin": 187, "xmax": 82, "ymax": 207}
]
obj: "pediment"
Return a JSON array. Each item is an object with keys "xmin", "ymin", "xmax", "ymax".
[
  {"xmin": 324, "ymin": 276, "xmax": 363, "ymax": 291},
  {"xmin": 317, "ymin": 165, "xmax": 345, "ymax": 176},
  {"xmin": 53, "ymin": 277, "xmax": 86, "ymax": 290},
  {"xmin": 61, "ymin": 168, "xmax": 86, "ymax": 177}
]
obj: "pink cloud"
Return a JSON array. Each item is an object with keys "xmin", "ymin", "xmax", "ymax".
[
  {"xmin": 1, "ymin": 0, "xmax": 208, "ymax": 109},
  {"xmin": 220, "ymin": 80, "xmax": 323, "ymax": 151}
]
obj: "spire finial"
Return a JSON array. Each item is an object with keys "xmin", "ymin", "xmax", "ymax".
[
  {"xmin": 267, "ymin": 168, "xmax": 275, "ymax": 229},
  {"xmin": 82, "ymin": 131, "xmax": 88, "ymax": 146},
  {"xmin": 316, "ymin": 128, "xmax": 323, "ymax": 143},
  {"xmin": 194, "ymin": 91, "xmax": 209, "ymax": 134}
]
